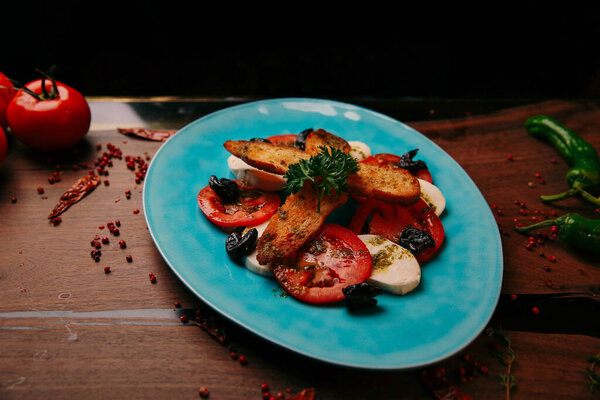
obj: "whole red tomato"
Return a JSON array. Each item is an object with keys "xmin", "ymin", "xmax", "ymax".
[
  {"xmin": 0, "ymin": 71, "xmax": 16, "ymax": 130},
  {"xmin": 7, "ymin": 78, "xmax": 91, "ymax": 153},
  {"xmin": 0, "ymin": 125, "xmax": 7, "ymax": 167}
]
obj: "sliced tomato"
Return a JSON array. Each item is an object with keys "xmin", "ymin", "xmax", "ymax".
[
  {"xmin": 197, "ymin": 179, "xmax": 280, "ymax": 227},
  {"xmin": 273, "ymin": 224, "xmax": 372, "ymax": 304},
  {"xmin": 349, "ymin": 198, "xmax": 444, "ymax": 263},
  {"xmin": 362, "ymin": 153, "xmax": 401, "ymax": 167},
  {"xmin": 362, "ymin": 153, "xmax": 433, "ymax": 184},
  {"xmin": 266, "ymin": 134, "xmax": 298, "ymax": 146}
]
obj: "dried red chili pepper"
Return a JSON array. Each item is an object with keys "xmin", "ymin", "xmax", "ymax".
[
  {"xmin": 117, "ymin": 127, "xmax": 177, "ymax": 142},
  {"xmin": 420, "ymin": 367, "xmax": 473, "ymax": 400},
  {"xmin": 292, "ymin": 388, "xmax": 315, "ymax": 400},
  {"xmin": 48, "ymin": 175, "xmax": 101, "ymax": 219}
]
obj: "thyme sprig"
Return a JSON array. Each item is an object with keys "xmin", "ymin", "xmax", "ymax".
[
  {"xmin": 283, "ymin": 146, "xmax": 358, "ymax": 213},
  {"xmin": 486, "ymin": 327, "xmax": 516, "ymax": 400}
]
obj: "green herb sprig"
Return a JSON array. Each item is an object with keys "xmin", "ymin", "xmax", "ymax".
[
  {"xmin": 486, "ymin": 327, "xmax": 516, "ymax": 400},
  {"xmin": 283, "ymin": 146, "xmax": 358, "ymax": 213}
]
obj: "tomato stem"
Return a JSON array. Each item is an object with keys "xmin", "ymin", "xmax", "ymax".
[
  {"xmin": 9, "ymin": 78, "xmax": 43, "ymax": 101},
  {"xmin": 9, "ymin": 66, "xmax": 60, "ymax": 102},
  {"xmin": 35, "ymin": 67, "xmax": 59, "ymax": 100}
]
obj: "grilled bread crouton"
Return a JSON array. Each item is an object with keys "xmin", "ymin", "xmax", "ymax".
[
  {"xmin": 223, "ymin": 139, "xmax": 420, "ymax": 204},
  {"xmin": 304, "ymin": 129, "xmax": 351, "ymax": 155},
  {"xmin": 348, "ymin": 163, "xmax": 421, "ymax": 205},
  {"xmin": 223, "ymin": 140, "xmax": 309, "ymax": 175},
  {"xmin": 256, "ymin": 183, "xmax": 348, "ymax": 266}
]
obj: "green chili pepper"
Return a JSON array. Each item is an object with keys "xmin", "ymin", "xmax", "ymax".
[
  {"xmin": 515, "ymin": 213, "xmax": 600, "ymax": 253},
  {"xmin": 525, "ymin": 116, "xmax": 600, "ymax": 206}
]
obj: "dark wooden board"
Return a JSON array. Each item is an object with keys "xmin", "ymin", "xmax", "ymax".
[{"xmin": 1, "ymin": 98, "xmax": 599, "ymax": 399}]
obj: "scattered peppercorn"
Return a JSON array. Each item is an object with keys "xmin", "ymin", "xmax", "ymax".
[
  {"xmin": 37, "ymin": 187, "xmax": 44, "ymax": 194},
  {"xmin": 174, "ymin": 301, "xmax": 181, "ymax": 308},
  {"xmin": 507, "ymin": 154, "xmax": 514, "ymax": 161},
  {"xmin": 532, "ymin": 306, "xmax": 540, "ymax": 315},
  {"xmin": 180, "ymin": 315, "xmax": 188, "ymax": 323},
  {"xmin": 198, "ymin": 386, "xmax": 209, "ymax": 398},
  {"xmin": 238, "ymin": 354, "xmax": 248, "ymax": 365},
  {"xmin": 133, "ymin": 209, "xmax": 140, "ymax": 214},
  {"xmin": 126, "ymin": 254, "xmax": 133, "ymax": 263},
  {"xmin": 104, "ymin": 266, "xmax": 111, "ymax": 274},
  {"xmin": 119, "ymin": 240, "xmax": 126, "ymax": 249}
]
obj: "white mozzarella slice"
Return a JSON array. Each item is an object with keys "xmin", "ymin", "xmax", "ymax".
[
  {"xmin": 358, "ymin": 234, "xmax": 421, "ymax": 295},
  {"xmin": 348, "ymin": 141, "xmax": 371, "ymax": 161},
  {"xmin": 418, "ymin": 179, "xmax": 446, "ymax": 217},
  {"xmin": 227, "ymin": 155, "xmax": 286, "ymax": 192},
  {"xmin": 243, "ymin": 220, "xmax": 274, "ymax": 277}
]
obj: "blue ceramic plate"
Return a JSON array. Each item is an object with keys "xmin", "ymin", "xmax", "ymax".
[{"xmin": 143, "ymin": 98, "xmax": 503, "ymax": 370}]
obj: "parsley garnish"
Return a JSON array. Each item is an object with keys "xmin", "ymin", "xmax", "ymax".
[{"xmin": 283, "ymin": 146, "xmax": 358, "ymax": 213}]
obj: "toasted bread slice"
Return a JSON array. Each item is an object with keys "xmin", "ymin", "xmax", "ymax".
[
  {"xmin": 224, "ymin": 140, "xmax": 309, "ymax": 175},
  {"xmin": 256, "ymin": 183, "xmax": 348, "ymax": 266},
  {"xmin": 223, "ymin": 140, "xmax": 420, "ymax": 204},
  {"xmin": 304, "ymin": 129, "xmax": 351, "ymax": 155},
  {"xmin": 348, "ymin": 163, "xmax": 421, "ymax": 205}
]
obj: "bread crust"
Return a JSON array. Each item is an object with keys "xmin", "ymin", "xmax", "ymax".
[
  {"xmin": 304, "ymin": 129, "xmax": 351, "ymax": 155},
  {"xmin": 256, "ymin": 183, "xmax": 348, "ymax": 266}
]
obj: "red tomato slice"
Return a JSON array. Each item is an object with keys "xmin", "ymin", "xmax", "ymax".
[
  {"xmin": 266, "ymin": 134, "xmax": 298, "ymax": 146},
  {"xmin": 349, "ymin": 198, "xmax": 444, "ymax": 263},
  {"xmin": 197, "ymin": 179, "xmax": 280, "ymax": 227},
  {"xmin": 273, "ymin": 224, "xmax": 372, "ymax": 304},
  {"xmin": 362, "ymin": 153, "xmax": 402, "ymax": 167}
]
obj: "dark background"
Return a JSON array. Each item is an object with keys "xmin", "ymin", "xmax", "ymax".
[{"xmin": 2, "ymin": 4, "xmax": 600, "ymax": 100}]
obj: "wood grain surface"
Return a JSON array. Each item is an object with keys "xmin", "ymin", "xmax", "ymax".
[{"xmin": 0, "ymin": 98, "xmax": 598, "ymax": 399}]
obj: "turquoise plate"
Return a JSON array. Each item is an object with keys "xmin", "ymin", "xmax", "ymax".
[{"xmin": 143, "ymin": 98, "xmax": 503, "ymax": 370}]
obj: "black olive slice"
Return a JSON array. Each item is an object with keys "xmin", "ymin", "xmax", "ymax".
[
  {"xmin": 209, "ymin": 175, "xmax": 240, "ymax": 202},
  {"xmin": 398, "ymin": 227, "xmax": 435, "ymax": 255},
  {"xmin": 295, "ymin": 128, "xmax": 313, "ymax": 150},
  {"xmin": 342, "ymin": 282, "xmax": 383, "ymax": 311},
  {"xmin": 397, "ymin": 149, "xmax": 428, "ymax": 173},
  {"xmin": 225, "ymin": 228, "xmax": 259, "ymax": 262}
]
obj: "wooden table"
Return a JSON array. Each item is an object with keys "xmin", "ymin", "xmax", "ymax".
[{"xmin": 1, "ymin": 97, "xmax": 598, "ymax": 399}]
